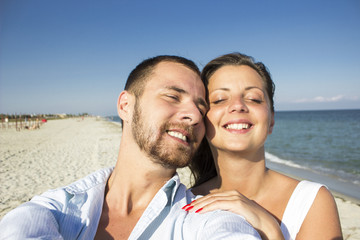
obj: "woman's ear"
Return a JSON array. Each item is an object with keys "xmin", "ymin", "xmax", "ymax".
[
  {"xmin": 269, "ymin": 112, "xmax": 275, "ymax": 134},
  {"xmin": 117, "ymin": 91, "xmax": 133, "ymax": 123}
]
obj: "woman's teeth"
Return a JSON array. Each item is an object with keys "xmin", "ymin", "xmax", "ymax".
[{"xmin": 225, "ymin": 123, "xmax": 250, "ymax": 130}]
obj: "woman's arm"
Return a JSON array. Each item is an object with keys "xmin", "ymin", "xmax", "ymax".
[
  {"xmin": 183, "ymin": 190, "xmax": 284, "ymax": 240},
  {"xmin": 295, "ymin": 187, "xmax": 343, "ymax": 240}
]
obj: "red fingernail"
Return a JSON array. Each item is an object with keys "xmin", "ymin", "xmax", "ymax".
[
  {"xmin": 182, "ymin": 204, "xmax": 190, "ymax": 210},
  {"xmin": 195, "ymin": 208, "xmax": 203, "ymax": 213},
  {"xmin": 185, "ymin": 206, "xmax": 194, "ymax": 211},
  {"xmin": 191, "ymin": 200, "xmax": 196, "ymax": 203}
]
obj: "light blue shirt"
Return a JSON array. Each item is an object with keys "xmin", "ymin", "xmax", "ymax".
[{"xmin": 0, "ymin": 167, "xmax": 260, "ymax": 240}]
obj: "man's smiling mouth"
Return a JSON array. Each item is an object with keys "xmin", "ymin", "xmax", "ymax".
[{"xmin": 167, "ymin": 130, "xmax": 188, "ymax": 142}]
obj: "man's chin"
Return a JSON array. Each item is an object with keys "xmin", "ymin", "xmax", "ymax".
[
  {"xmin": 151, "ymin": 150, "xmax": 193, "ymax": 169},
  {"xmin": 146, "ymin": 138, "xmax": 196, "ymax": 168}
]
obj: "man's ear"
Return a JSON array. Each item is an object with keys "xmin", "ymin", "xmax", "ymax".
[{"xmin": 117, "ymin": 91, "xmax": 134, "ymax": 123}]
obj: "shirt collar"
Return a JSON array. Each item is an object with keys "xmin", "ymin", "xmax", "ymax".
[
  {"xmin": 64, "ymin": 168, "xmax": 183, "ymax": 206},
  {"xmin": 160, "ymin": 173, "xmax": 182, "ymax": 206},
  {"xmin": 64, "ymin": 167, "xmax": 113, "ymax": 194}
]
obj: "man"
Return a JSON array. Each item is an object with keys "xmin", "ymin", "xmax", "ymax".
[{"xmin": 0, "ymin": 56, "xmax": 260, "ymax": 239}]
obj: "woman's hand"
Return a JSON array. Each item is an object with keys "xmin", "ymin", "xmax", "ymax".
[{"xmin": 183, "ymin": 190, "xmax": 284, "ymax": 240}]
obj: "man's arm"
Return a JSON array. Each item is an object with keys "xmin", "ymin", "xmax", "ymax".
[
  {"xmin": 0, "ymin": 202, "xmax": 63, "ymax": 240},
  {"xmin": 183, "ymin": 210, "xmax": 261, "ymax": 240},
  {"xmin": 201, "ymin": 211, "xmax": 261, "ymax": 240}
]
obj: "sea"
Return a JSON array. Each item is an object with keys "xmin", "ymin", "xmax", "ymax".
[
  {"xmin": 107, "ymin": 109, "xmax": 360, "ymax": 200},
  {"xmin": 265, "ymin": 109, "xmax": 360, "ymax": 200}
]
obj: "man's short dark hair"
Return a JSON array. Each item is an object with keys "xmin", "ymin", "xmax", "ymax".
[
  {"xmin": 119, "ymin": 55, "xmax": 202, "ymax": 128},
  {"xmin": 124, "ymin": 55, "xmax": 201, "ymax": 98}
]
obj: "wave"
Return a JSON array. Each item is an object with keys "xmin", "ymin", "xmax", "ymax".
[
  {"xmin": 265, "ymin": 152, "xmax": 307, "ymax": 169},
  {"xmin": 265, "ymin": 152, "xmax": 360, "ymax": 187}
]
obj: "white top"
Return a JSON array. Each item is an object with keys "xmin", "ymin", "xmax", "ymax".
[
  {"xmin": 281, "ymin": 180, "xmax": 324, "ymax": 240},
  {"xmin": 0, "ymin": 167, "xmax": 261, "ymax": 240}
]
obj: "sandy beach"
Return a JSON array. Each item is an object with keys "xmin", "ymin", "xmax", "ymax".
[{"xmin": 1, "ymin": 118, "xmax": 359, "ymax": 239}]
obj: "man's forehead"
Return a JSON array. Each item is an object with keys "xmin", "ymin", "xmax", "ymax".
[
  {"xmin": 154, "ymin": 61, "xmax": 199, "ymax": 78},
  {"xmin": 148, "ymin": 62, "xmax": 202, "ymax": 89}
]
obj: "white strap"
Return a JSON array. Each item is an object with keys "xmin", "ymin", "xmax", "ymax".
[{"xmin": 280, "ymin": 180, "xmax": 324, "ymax": 240}]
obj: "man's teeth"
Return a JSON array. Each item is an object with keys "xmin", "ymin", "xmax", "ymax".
[
  {"xmin": 168, "ymin": 131, "xmax": 187, "ymax": 142},
  {"xmin": 226, "ymin": 123, "xmax": 250, "ymax": 130}
]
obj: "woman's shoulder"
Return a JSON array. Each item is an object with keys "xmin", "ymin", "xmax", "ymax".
[
  {"xmin": 267, "ymin": 170, "xmax": 330, "ymax": 202},
  {"xmin": 259, "ymin": 170, "xmax": 300, "ymax": 216},
  {"xmin": 267, "ymin": 169, "xmax": 300, "ymax": 192}
]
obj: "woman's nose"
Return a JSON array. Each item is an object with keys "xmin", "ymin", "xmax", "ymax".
[{"xmin": 229, "ymin": 98, "xmax": 248, "ymax": 113}]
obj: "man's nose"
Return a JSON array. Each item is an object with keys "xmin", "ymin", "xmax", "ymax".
[{"xmin": 178, "ymin": 102, "xmax": 203, "ymax": 125}]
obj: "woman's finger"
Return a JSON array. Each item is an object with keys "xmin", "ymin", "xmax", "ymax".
[
  {"xmin": 185, "ymin": 195, "xmax": 250, "ymax": 214},
  {"xmin": 182, "ymin": 190, "xmax": 248, "ymax": 211}
]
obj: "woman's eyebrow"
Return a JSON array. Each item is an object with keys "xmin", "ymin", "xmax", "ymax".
[
  {"xmin": 209, "ymin": 86, "xmax": 265, "ymax": 97},
  {"xmin": 210, "ymin": 87, "xmax": 230, "ymax": 92},
  {"xmin": 245, "ymin": 86, "xmax": 266, "ymax": 93}
]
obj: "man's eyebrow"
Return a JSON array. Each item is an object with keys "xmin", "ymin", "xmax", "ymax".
[
  {"xmin": 166, "ymin": 86, "xmax": 186, "ymax": 94},
  {"xmin": 166, "ymin": 86, "xmax": 208, "ymax": 109}
]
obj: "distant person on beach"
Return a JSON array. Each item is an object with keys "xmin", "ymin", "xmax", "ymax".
[
  {"xmin": 0, "ymin": 56, "xmax": 260, "ymax": 239},
  {"xmin": 185, "ymin": 53, "xmax": 342, "ymax": 240},
  {"xmin": 5, "ymin": 117, "xmax": 9, "ymax": 129}
]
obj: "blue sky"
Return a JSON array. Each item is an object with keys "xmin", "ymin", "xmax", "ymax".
[{"xmin": 1, "ymin": 0, "xmax": 359, "ymax": 116}]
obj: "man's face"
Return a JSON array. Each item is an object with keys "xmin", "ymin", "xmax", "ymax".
[{"xmin": 131, "ymin": 62, "xmax": 207, "ymax": 168}]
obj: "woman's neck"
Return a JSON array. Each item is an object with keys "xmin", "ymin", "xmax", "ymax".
[{"xmin": 208, "ymin": 148, "xmax": 270, "ymax": 199}]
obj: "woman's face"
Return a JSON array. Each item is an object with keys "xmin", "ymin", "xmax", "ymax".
[{"xmin": 205, "ymin": 65, "xmax": 274, "ymax": 154}]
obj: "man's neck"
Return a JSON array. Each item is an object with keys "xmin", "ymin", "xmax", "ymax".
[
  {"xmin": 94, "ymin": 139, "xmax": 176, "ymax": 240},
  {"xmin": 106, "ymin": 163, "xmax": 175, "ymax": 215},
  {"xmin": 106, "ymin": 137, "xmax": 176, "ymax": 215}
]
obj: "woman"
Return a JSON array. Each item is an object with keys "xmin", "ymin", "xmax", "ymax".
[{"xmin": 184, "ymin": 53, "xmax": 342, "ymax": 240}]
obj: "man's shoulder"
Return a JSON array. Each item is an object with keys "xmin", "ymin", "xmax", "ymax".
[
  {"xmin": 183, "ymin": 210, "xmax": 261, "ymax": 239},
  {"xmin": 178, "ymin": 188, "xmax": 261, "ymax": 239},
  {"xmin": 0, "ymin": 168, "xmax": 113, "ymax": 239}
]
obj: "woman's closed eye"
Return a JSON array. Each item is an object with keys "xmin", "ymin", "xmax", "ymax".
[
  {"xmin": 244, "ymin": 92, "xmax": 264, "ymax": 104},
  {"xmin": 247, "ymin": 98, "xmax": 263, "ymax": 104},
  {"xmin": 211, "ymin": 97, "xmax": 228, "ymax": 105},
  {"xmin": 244, "ymin": 89, "xmax": 265, "ymax": 104},
  {"xmin": 213, "ymin": 99, "xmax": 225, "ymax": 104}
]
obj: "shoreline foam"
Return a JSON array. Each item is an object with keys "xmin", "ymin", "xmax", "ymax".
[{"xmin": 266, "ymin": 160, "xmax": 360, "ymax": 204}]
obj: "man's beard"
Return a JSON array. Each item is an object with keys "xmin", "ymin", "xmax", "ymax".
[{"xmin": 131, "ymin": 99, "xmax": 197, "ymax": 168}]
